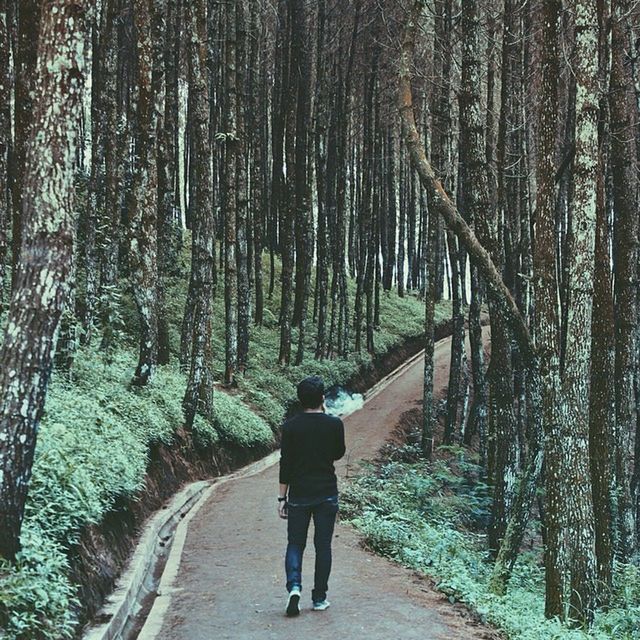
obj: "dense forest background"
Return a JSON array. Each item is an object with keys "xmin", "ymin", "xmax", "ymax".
[{"xmin": 0, "ymin": 0, "xmax": 639, "ymax": 638}]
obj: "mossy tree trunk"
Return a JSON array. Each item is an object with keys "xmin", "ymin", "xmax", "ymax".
[
  {"xmin": 236, "ymin": 0, "xmax": 250, "ymax": 373},
  {"xmin": 182, "ymin": 0, "xmax": 214, "ymax": 429},
  {"xmin": 0, "ymin": 0, "xmax": 85, "ymax": 561},
  {"xmin": 10, "ymin": 0, "xmax": 40, "ymax": 290},
  {"xmin": 224, "ymin": 0, "xmax": 239, "ymax": 382},
  {"xmin": 130, "ymin": 0, "xmax": 160, "ymax": 386}
]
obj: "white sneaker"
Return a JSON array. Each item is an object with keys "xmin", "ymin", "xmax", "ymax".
[
  {"xmin": 286, "ymin": 587, "xmax": 301, "ymax": 617},
  {"xmin": 312, "ymin": 599, "xmax": 330, "ymax": 611}
]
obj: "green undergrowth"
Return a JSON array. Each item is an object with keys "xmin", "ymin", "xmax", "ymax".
[
  {"xmin": 0, "ymin": 347, "xmax": 273, "ymax": 639},
  {"xmin": 158, "ymin": 241, "xmax": 452, "ymax": 427},
  {"xmin": 342, "ymin": 446, "xmax": 640, "ymax": 640},
  {"xmin": 1, "ymin": 242, "xmax": 448, "ymax": 639}
]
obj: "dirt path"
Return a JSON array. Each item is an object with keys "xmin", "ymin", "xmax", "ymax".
[{"xmin": 145, "ymin": 332, "xmax": 494, "ymax": 640}]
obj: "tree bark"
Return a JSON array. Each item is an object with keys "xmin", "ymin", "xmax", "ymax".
[
  {"xmin": 130, "ymin": 0, "xmax": 160, "ymax": 386},
  {"xmin": 10, "ymin": 0, "xmax": 40, "ymax": 288},
  {"xmin": 236, "ymin": 0, "xmax": 250, "ymax": 373},
  {"xmin": 556, "ymin": 0, "xmax": 599, "ymax": 620},
  {"xmin": 0, "ymin": 0, "xmax": 11, "ymax": 312},
  {"xmin": 224, "ymin": 0, "xmax": 239, "ymax": 382},
  {"xmin": 182, "ymin": 0, "xmax": 214, "ymax": 428},
  {"xmin": 610, "ymin": 0, "xmax": 638, "ymax": 561},
  {"xmin": 588, "ymin": 105, "xmax": 616, "ymax": 597},
  {"xmin": 292, "ymin": 0, "xmax": 312, "ymax": 365},
  {"xmin": 0, "ymin": 0, "xmax": 85, "ymax": 560}
]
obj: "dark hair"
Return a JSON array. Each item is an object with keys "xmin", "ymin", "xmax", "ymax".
[{"xmin": 297, "ymin": 376, "xmax": 325, "ymax": 409}]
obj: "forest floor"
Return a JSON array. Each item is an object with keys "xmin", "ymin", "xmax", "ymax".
[{"xmin": 140, "ymin": 330, "xmax": 499, "ymax": 640}]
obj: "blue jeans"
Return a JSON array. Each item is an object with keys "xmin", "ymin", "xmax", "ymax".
[{"xmin": 285, "ymin": 495, "xmax": 339, "ymax": 602}]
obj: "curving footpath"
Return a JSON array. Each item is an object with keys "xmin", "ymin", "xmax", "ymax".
[{"xmin": 137, "ymin": 332, "xmax": 495, "ymax": 640}]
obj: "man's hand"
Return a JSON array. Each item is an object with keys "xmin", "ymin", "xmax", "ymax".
[{"xmin": 278, "ymin": 500, "xmax": 288, "ymax": 519}]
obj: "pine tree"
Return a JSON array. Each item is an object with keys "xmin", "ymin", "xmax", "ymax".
[{"xmin": 0, "ymin": 0, "xmax": 85, "ymax": 560}]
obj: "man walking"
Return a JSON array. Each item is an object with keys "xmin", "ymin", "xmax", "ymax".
[{"xmin": 278, "ymin": 376, "xmax": 346, "ymax": 617}]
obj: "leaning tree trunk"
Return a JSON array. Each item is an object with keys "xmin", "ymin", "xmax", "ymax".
[
  {"xmin": 398, "ymin": 0, "xmax": 534, "ymax": 364},
  {"xmin": 130, "ymin": 0, "xmax": 159, "ymax": 386},
  {"xmin": 400, "ymin": 2, "xmax": 538, "ymax": 493},
  {"xmin": 0, "ymin": 0, "xmax": 85, "ymax": 561}
]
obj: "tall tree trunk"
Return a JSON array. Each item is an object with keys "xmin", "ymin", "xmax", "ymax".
[
  {"xmin": 313, "ymin": 0, "xmax": 328, "ymax": 358},
  {"xmin": 486, "ymin": 0, "xmax": 518, "ymax": 552},
  {"xmin": 154, "ymin": 0, "xmax": 173, "ymax": 366},
  {"xmin": 236, "ymin": 0, "xmax": 250, "ymax": 373},
  {"xmin": 98, "ymin": 0, "xmax": 122, "ymax": 351},
  {"xmin": 556, "ymin": 0, "xmax": 599, "ymax": 621},
  {"xmin": 458, "ymin": 0, "xmax": 488, "ymax": 466},
  {"xmin": 130, "ymin": 0, "xmax": 160, "ymax": 386},
  {"xmin": 10, "ymin": 0, "xmax": 40, "ymax": 288},
  {"xmin": 397, "ymin": 153, "xmax": 406, "ymax": 298},
  {"xmin": 224, "ymin": 0, "xmax": 238, "ymax": 382},
  {"xmin": 0, "ymin": 0, "xmax": 11, "ymax": 310},
  {"xmin": 422, "ymin": 198, "xmax": 437, "ymax": 459},
  {"xmin": 589, "ymin": 106, "xmax": 616, "ymax": 597},
  {"xmin": 383, "ymin": 125, "xmax": 397, "ymax": 291},
  {"xmin": 610, "ymin": 0, "xmax": 638, "ymax": 561},
  {"xmin": 354, "ymin": 36, "xmax": 378, "ymax": 354},
  {"xmin": 83, "ymin": 6, "xmax": 105, "ymax": 344},
  {"xmin": 0, "ymin": 0, "xmax": 85, "ymax": 560},
  {"xmin": 250, "ymin": 2, "xmax": 265, "ymax": 326},
  {"xmin": 293, "ymin": 0, "xmax": 312, "ymax": 366},
  {"xmin": 182, "ymin": 0, "xmax": 215, "ymax": 428},
  {"xmin": 531, "ymin": 0, "xmax": 565, "ymax": 620}
]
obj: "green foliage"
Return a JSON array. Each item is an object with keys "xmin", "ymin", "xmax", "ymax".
[
  {"xmin": 0, "ymin": 529, "xmax": 78, "ymax": 640},
  {"xmin": 192, "ymin": 414, "xmax": 220, "ymax": 449},
  {"xmin": 0, "ymin": 344, "xmax": 277, "ymax": 639},
  {"xmin": 211, "ymin": 387, "xmax": 274, "ymax": 448},
  {"xmin": 343, "ymin": 457, "xmax": 640, "ymax": 640}
]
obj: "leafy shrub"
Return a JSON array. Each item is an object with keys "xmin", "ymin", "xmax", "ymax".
[
  {"xmin": 343, "ymin": 456, "xmax": 640, "ymax": 640},
  {"xmin": 211, "ymin": 388, "xmax": 274, "ymax": 448},
  {"xmin": 0, "ymin": 528, "xmax": 78, "ymax": 640}
]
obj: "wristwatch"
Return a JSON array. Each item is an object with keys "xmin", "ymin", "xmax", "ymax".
[{"xmin": 277, "ymin": 496, "xmax": 287, "ymax": 502}]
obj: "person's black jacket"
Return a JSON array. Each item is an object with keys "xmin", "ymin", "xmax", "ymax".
[{"xmin": 279, "ymin": 412, "xmax": 346, "ymax": 500}]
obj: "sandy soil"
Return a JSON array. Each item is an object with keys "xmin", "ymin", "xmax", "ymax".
[{"xmin": 152, "ymin": 331, "xmax": 497, "ymax": 640}]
